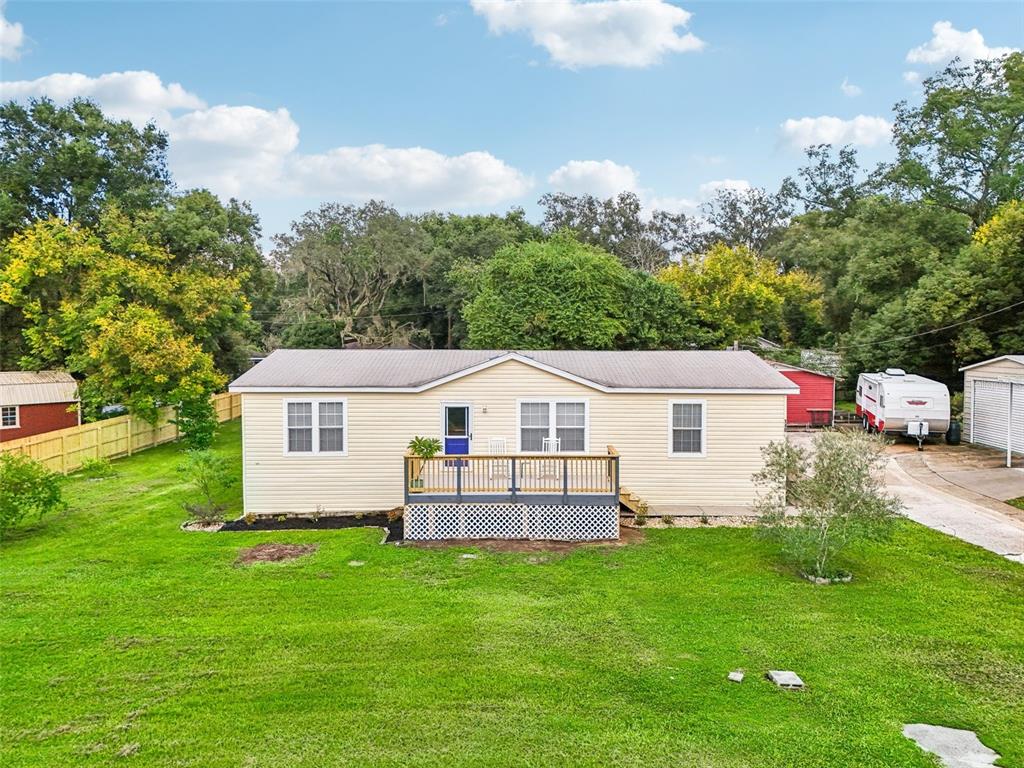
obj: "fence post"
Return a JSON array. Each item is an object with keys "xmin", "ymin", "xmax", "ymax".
[
  {"xmin": 126, "ymin": 417, "xmax": 133, "ymax": 456},
  {"xmin": 60, "ymin": 435, "xmax": 66, "ymax": 475},
  {"xmin": 562, "ymin": 458, "xmax": 569, "ymax": 504},
  {"xmin": 403, "ymin": 456, "xmax": 410, "ymax": 505},
  {"xmin": 456, "ymin": 460, "xmax": 463, "ymax": 503},
  {"xmin": 510, "ymin": 457, "xmax": 517, "ymax": 503}
]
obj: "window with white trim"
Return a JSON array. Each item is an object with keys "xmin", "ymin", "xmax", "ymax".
[
  {"xmin": 519, "ymin": 400, "xmax": 587, "ymax": 452},
  {"xmin": 1, "ymin": 405, "xmax": 18, "ymax": 428},
  {"xmin": 285, "ymin": 400, "xmax": 346, "ymax": 454},
  {"xmin": 670, "ymin": 401, "xmax": 704, "ymax": 455}
]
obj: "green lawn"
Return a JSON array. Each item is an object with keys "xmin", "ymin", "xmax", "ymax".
[{"xmin": 2, "ymin": 422, "xmax": 1023, "ymax": 768}]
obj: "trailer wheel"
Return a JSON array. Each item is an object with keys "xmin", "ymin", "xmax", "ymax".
[{"xmin": 862, "ymin": 415, "xmax": 869, "ymax": 431}]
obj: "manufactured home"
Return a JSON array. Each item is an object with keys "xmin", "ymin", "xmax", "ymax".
[{"xmin": 229, "ymin": 350, "xmax": 796, "ymax": 540}]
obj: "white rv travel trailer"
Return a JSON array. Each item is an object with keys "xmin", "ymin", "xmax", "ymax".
[{"xmin": 855, "ymin": 369, "xmax": 951, "ymax": 448}]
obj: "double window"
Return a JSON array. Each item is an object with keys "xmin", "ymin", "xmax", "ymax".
[
  {"xmin": 518, "ymin": 400, "xmax": 588, "ymax": 452},
  {"xmin": 285, "ymin": 400, "xmax": 346, "ymax": 455},
  {"xmin": 1, "ymin": 405, "xmax": 18, "ymax": 428},
  {"xmin": 669, "ymin": 400, "xmax": 705, "ymax": 456}
]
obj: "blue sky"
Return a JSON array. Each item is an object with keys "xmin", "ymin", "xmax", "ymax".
[{"xmin": 1, "ymin": 1, "xmax": 1021, "ymax": 241}]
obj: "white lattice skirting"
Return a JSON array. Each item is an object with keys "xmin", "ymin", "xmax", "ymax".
[{"xmin": 404, "ymin": 503, "xmax": 619, "ymax": 541}]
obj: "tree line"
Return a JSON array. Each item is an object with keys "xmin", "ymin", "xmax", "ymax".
[{"xmin": 1, "ymin": 54, "xmax": 1021, "ymax": 440}]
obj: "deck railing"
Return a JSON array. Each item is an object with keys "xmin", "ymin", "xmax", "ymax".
[{"xmin": 404, "ymin": 446, "xmax": 620, "ymax": 505}]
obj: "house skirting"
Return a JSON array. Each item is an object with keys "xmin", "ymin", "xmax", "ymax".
[{"xmin": 404, "ymin": 503, "xmax": 619, "ymax": 541}]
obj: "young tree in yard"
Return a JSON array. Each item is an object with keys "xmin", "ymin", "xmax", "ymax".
[
  {"xmin": 0, "ymin": 453, "xmax": 66, "ymax": 538},
  {"xmin": 885, "ymin": 52, "xmax": 1024, "ymax": 228},
  {"xmin": 755, "ymin": 431, "xmax": 902, "ymax": 580},
  {"xmin": 178, "ymin": 449, "xmax": 238, "ymax": 524}
]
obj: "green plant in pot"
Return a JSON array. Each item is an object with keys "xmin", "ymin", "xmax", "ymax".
[{"xmin": 407, "ymin": 436, "xmax": 442, "ymax": 489}]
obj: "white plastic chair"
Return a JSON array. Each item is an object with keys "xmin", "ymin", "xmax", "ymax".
[{"xmin": 488, "ymin": 437, "xmax": 509, "ymax": 482}]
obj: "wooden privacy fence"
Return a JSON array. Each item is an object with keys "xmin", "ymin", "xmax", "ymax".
[{"xmin": 0, "ymin": 392, "xmax": 241, "ymax": 475}]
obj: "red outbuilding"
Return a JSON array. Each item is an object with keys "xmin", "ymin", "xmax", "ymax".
[
  {"xmin": 0, "ymin": 371, "xmax": 80, "ymax": 442},
  {"xmin": 768, "ymin": 361, "xmax": 836, "ymax": 428}
]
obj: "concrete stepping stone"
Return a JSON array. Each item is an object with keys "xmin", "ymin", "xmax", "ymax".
[
  {"xmin": 347, "ymin": 560, "xmax": 365, "ymax": 567},
  {"xmin": 903, "ymin": 724, "xmax": 1000, "ymax": 768},
  {"xmin": 767, "ymin": 670, "xmax": 804, "ymax": 689},
  {"xmin": 727, "ymin": 670, "xmax": 744, "ymax": 683}
]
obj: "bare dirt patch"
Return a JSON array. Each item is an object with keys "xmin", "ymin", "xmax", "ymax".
[
  {"xmin": 406, "ymin": 526, "xmax": 645, "ymax": 553},
  {"xmin": 235, "ymin": 543, "xmax": 319, "ymax": 566}
]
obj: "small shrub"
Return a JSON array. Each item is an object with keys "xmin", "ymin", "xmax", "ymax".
[
  {"xmin": 755, "ymin": 431, "xmax": 902, "ymax": 580},
  {"xmin": 177, "ymin": 449, "xmax": 237, "ymax": 524},
  {"xmin": 276, "ymin": 514, "xmax": 287, "ymax": 522},
  {"xmin": 387, "ymin": 507, "xmax": 404, "ymax": 522},
  {"xmin": 310, "ymin": 505, "xmax": 324, "ymax": 523},
  {"xmin": 243, "ymin": 513, "xmax": 257, "ymax": 526},
  {"xmin": 699, "ymin": 513, "xmax": 710, "ymax": 526},
  {"xmin": 79, "ymin": 457, "xmax": 116, "ymax": 479},
  {"xmin": 634, "ymin": 500, "xmax": 649, "ymax": 527},
  {"xmin": 661, "ymin": 515, "xmax": 674, "ymax": 526},
  {"xmin": 951, "ymin": 391, "xmax": 965, "ymax": 421},
  {"xmin": 0, "ymin": 454, "xmax": 66, "ymax": 536}
]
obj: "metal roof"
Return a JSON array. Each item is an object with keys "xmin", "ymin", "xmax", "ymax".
[
  {"xmin": 0, "ymin": 370, "xmax": 79, "ymax": 406},
  {"xmin": 958, "ymin": 354, "xmax": 1024, "ymax": 372},
  {"xmin": 230, "ymin": 349, "xmax": 797, "ymax": 393},
  {"xmin": 767, "ymin": 360, "xmax": 836, "ymax": 379}
]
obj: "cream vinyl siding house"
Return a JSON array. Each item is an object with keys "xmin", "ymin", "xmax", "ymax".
[{"xmin": 231, "ymin": 350, "xmax": 794, "ymax": 522}]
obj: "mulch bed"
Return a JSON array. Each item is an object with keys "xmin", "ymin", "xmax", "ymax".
[
  {"xmin": 220, "ymin": 512, "xmax": 403, "ymax": 542},
  {"xmin": 406, "ymin": 526, "xmax": 645, "ymax": 552},
  {"xmin": 235, "ymin": 543, "xmax": 319, "ymax": 566}
]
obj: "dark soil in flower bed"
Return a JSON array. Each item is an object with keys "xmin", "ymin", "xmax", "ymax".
[{"xmin": 220, "ymin": 513, "xmax": 403, "ymax": 542}]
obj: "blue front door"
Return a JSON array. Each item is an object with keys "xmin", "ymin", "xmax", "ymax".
[{"xmin": 444, "ymin": 404, "xmax": 470, "ymax": 455}]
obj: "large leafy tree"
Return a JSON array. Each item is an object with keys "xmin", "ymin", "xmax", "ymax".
[
  {"xmin": 658, "ymin": 243, "xmax": 824, "ymax": 347},
  {"xmin": 0, "ymin": 98, "xmax": 171, "ymax": 238},
  {"xmin": 886, "ymin": 52, "xmax": 1024, "ymax": 227},
  {"xmin": 771, "ymin": 197, "xmax": 972, "ymax": 334},
  {"xmin": 0, "ymin": 217, "xmax": 245, "ymax": 429},
  {"xmin": 382, "ymin": 209, "xmax": 542, "ymax": 348},
  {"xmin": 272, "ymin": 201, "xmax": 431, "ymax": 348},
  {"xmin": 460, "ymin": 232, "xmax": 702, "ymax": 350},
  {"xmin": 699, "ymin": 185, "xmax": 795, "ymax": 255},
  {"xmin": 840, "ymin": 200, "xmax": 1024, "ymax": 387},
  {"xmin": 538, "ymin": 191, "xmax": 701, "ymax": 271}
]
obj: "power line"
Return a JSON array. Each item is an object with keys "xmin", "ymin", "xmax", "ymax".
[{"xmin": 834, "ymin": 299, "xmax": 1024, "ymax": 351}]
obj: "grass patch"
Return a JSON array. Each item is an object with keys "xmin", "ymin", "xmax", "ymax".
[
  {"xmin": 1006, "ymin": 497, "xmax": 1024, "ymax": 511},
  {"xmin": 2, "ymin": 421, "xmax": 1023, "ymax": 767}
]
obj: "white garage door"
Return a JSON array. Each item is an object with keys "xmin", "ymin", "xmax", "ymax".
[{"xmin": 972, "ymin": 380, "xmax": 1024, "ymax": 454}]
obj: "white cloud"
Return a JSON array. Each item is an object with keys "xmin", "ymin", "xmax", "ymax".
[
  {"xmin": 903, "ymin": 70, "xmax": 921, "ymax": 84},
  {"xmin": 435, "ymin": 13, "xmax": 449, "ymax": 27},
  {"xmin": 840, "ymin": 77, "xmax": 862, "ymax": 97},
  {"xmin": 547, "ymin": 159, "xmax": 639, "ymax": 197},
  {"xmin": 0, "ymin": 70, "xmax": 205, "ymax": 125},
  {"xmin": 0, "ymin": 2, "xmax": 24, "ymax": 61},
  {"xmin": 289, "ymin": 146, "xmax": 531, "ymax": 207},
  {"xmin": 698, "ymin": 178, "xmax": 751, "ymax": 198},
  {"xmin": 780, "ymin": 115, "xmax": 892, "ymax": 149},
  {"xmin": 470, "ymin": 0, "xmax": 704, "ymax": 69},
  {"xmin": 0, "ymin": 69, "xmax": 531, "ymax": 208},
  {"xmin": 907, "ymin": 21, "xmax": 1017, "ymax": 65}
]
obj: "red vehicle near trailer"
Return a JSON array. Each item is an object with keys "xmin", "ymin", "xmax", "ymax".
[{"xmin": 768, "ymin": 361, "xmax": 836, "ymax": 428}]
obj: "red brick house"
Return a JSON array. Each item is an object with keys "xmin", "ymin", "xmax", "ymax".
[
  {"xmin": 0, "ymin": 371, "xmax": 80, "ymax": 442},
  {"xmin": 768, "ymin": 361, "xmax": 836, "ymax": 428}
]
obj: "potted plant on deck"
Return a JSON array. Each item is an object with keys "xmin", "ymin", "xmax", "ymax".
[{"xmin": 407, "ymin": 436, "xmax": 442, "ymax": 491}]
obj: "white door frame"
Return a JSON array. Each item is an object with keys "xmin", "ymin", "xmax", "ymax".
[{"xmin": 440, "ymin": 401, "xmax": 472, "ymax": 453}]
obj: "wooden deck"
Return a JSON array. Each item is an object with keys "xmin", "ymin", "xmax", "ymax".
[{"xmin": 405, "ymin": 446, "xmax": 620, "ymax": 505}]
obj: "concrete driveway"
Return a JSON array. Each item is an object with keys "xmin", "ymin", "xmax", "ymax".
[
  {"xmin": 788, "ymin": 432, "xmax": 1024, "ymax": 563},
  {"xmin": 885, "ymin": 458, "xmax": 1024, "ymax": 563}
]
